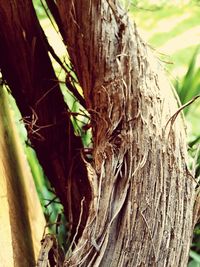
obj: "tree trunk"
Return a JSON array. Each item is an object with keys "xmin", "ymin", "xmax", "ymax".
[
  {"xmin": 53, "ymin": 1, "xmax": 196, "ymax": 266},
  {"xmin": 0, "ymin": 0, "xmax": 91, "ymax": 240}
]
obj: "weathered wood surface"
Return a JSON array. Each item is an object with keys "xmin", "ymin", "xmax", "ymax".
[{"xmin": 54, "ymin": 1, "xmax": 196, "ymax": 266}]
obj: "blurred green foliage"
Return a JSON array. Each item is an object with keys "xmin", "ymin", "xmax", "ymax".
[
  {"xmin": 175, "ymin": 47, "xmax": 200, "ymax": 112},
  {"xmin": 131, "ymin": 1, "xmax": 200, "ymax": 76},
  {"xmin": 33, "ymin": 0, "xmax": 46, "ymax": 18}
]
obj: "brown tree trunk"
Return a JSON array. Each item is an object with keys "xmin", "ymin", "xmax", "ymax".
[
  {"xmin": 0, "ymin": 0, "xmax": 91, "ymax": 240},
  {"xmin": 52, "ymin": 1, "xmax": 196, "ymax": 266}
]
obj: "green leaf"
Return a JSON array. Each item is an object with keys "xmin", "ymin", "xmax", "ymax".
[
  {"xmin": 188, "ymin": 260, "xmax": 200, "ymax": 267},
  {"xmin": 190, "ymin": 250, "xmax": 200, "ymax": 263},
  {"xmin": 178, "ymin": 46, "xmax": 200, "ymax": 105},
  {"xmin": 189, "ymin": 136, "xmax": 200, "ymax": 148}
]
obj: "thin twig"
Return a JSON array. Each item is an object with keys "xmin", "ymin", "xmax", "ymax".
[
  {"xmin": 165, "ymin": 94, "xmax": 200, "ymax": 130},
  {"xmin": 67, "ymin": 197, "xmax": 85, "ymax": 254}
]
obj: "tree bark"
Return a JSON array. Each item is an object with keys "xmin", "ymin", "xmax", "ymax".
[
  {"xmin": 0, "ymin": 0, "xmax": 91, "ymax": 240},
  {"xmin": 53, "ymin": 1, "xmax": 196, "ymax": 266}
]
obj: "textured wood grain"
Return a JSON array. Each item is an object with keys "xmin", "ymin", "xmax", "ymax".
[{"xmin": 54, "ymin": 1, "xmax": 196, "ymax": 266}]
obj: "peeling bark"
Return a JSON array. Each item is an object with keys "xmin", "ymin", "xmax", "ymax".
[{"xmin": 53, "ymin": 1, "xmax": 196, "ymax": 266}]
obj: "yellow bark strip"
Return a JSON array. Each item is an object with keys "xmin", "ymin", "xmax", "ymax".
[
  {"xmin": 0, "ymin": 130, "xmax": 14, "ymax": 267},
  {"xmin": 0, "ymin": 85, "xmax": 45, "ymax": 266}
]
